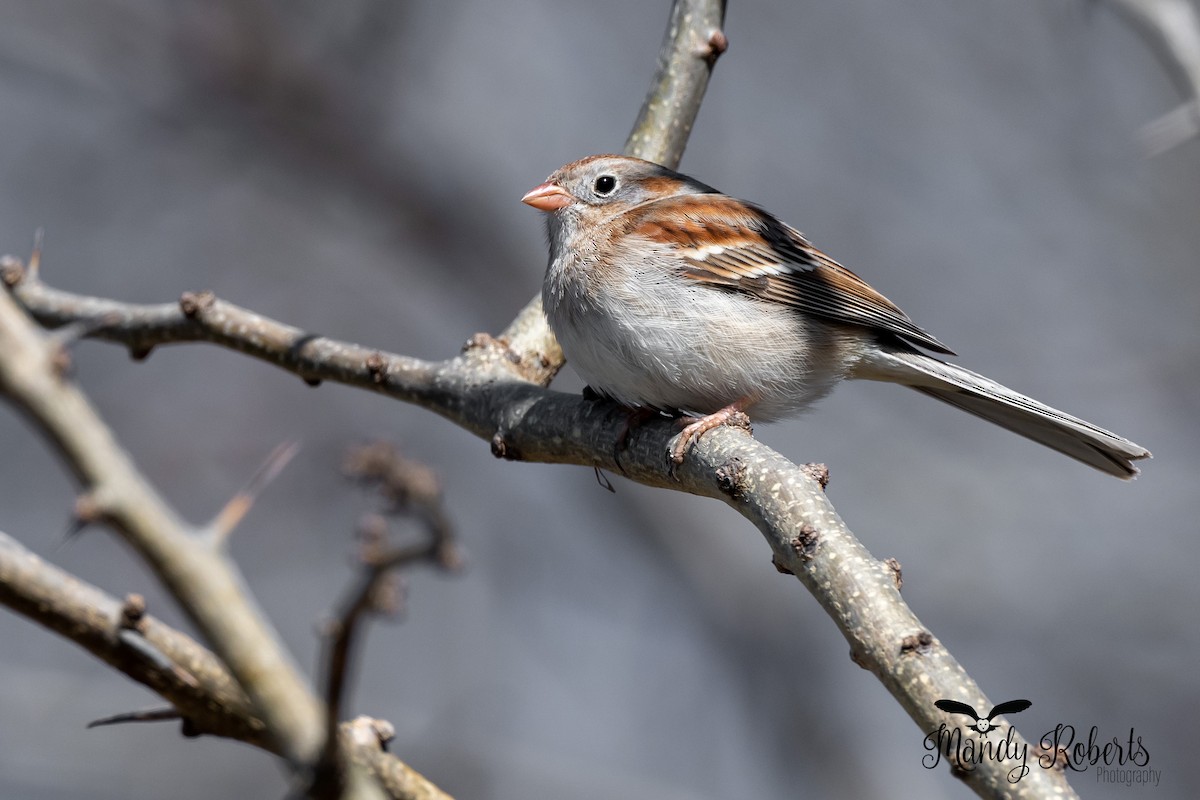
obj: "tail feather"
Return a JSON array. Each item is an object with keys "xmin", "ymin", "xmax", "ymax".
[{"xmin": 856, "ymin": 350, "xmax": 1151, "ymax": 479}]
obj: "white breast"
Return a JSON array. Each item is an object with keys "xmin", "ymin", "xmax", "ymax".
[{"xmin": 542, "ymin": 233, "xmax": 862, "ymax": 421}]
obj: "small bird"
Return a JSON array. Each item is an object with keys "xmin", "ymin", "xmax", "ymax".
[
  {"xmin": 934, "ymin": 698, "xmax": 1033, "ymax": 738},
  {"xmin": 522, "ymin": 154, "xmax": 1150, "ymax": 477}
]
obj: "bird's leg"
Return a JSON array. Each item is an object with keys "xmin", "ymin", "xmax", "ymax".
[{"xmin": 671, "ymin": 400, "xmax": 753, "ymax": 464}]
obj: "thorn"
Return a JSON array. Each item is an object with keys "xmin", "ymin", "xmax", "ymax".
[
  {"xmin": 208, "ymin": 441, "xmax": 300, "ymax": 545},
  {"xmin": 55, "ymin": 519, "xmax": 85, "ymax": 553},
  {"xmin": 47, "ymin": 311, "xmax": 123, "ymax": 351},
  {"xmin": 72, "ymin": 492, "xmax": 105, "ymax": 526},
  {"xmin": 57, "ymin": 491, "xmax": 105, "ymax": 550},
  {"xmin": 593, "ymin": 466, "xmax": 616, "ymax": 493},
  {"xmin": 1138, "ymin": 100, "xmax": 1200, "ymax": 157},
  {"xmin": 87, "ymin": 707, "xmax": 182, "ymax": 729},
  {"xmin": 28, "ymin": 228, "xmax": 44, "ymax": 281}
]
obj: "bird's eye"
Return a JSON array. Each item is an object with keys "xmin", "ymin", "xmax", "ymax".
[{"xmin": 593, "ymin": 175, "xmax": 618, "ymax": 196}]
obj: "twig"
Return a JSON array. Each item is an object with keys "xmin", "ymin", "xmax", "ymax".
[
  {"xmin": 87, "ymin": 708, "xmax": 183, "ymax": 729},
  {"xmin": 0, "ymin": 529, "xmax": 266, "ymax": 745},
  {"xmin": 626, "ymin": 0, "xmax": 729, "ymax": 168},
  {"xmin": 313, "ymin": 446, "xmax": 460, "ymax": 798},
  {"xmin": 0, "ymin": 285, "xmax": 325, "ymax": 765},
  {"xmin": 207, "ymin": 440, "xmax": 301, "ymax": 545},
  {"xmin": 0, "ymin": 529, "xmax": 450, "ymax": 800},
  {"xmin": 1099, "ymin": 0, "xmax": 1200, "ymax": 153},
  {"xmin": 0, "ymin": 2, "xmax": 726, "ymax": 796}
]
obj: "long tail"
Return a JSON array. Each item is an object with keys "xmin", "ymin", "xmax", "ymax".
[{"xmin": 854, "ymin": 349, "xmax": 1151, "ymax": 479}]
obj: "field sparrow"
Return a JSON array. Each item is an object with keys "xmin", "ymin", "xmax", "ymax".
[{"xmin": 522, "ymin": 155, "xmax": 1150, "ymax": 478}]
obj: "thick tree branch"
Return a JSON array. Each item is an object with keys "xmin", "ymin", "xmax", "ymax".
[
  {"xmin": 0, "ymin": 529, "xmax": 266, "ymax": 745},
  {"xmin": 0, "ymin": 1, "xmax": 1081, "ymax": 796},
  {"xmin": 2, "ymin": 263, "xmax": 1077, "ymax": 799},
  {"xmin": 0, "ymin": 530, "xmax": 449, "ymax": 800},
  {"xmin": 0, "ymin": 283, "xmax": 325, "ymax": 769}
]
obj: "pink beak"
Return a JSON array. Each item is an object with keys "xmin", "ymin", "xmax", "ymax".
[{"xmin": 521, "ymin": 181, "xmax": 572, "ymax": 212}]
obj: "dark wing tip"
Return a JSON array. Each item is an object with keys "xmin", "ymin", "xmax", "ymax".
[{"xmin": 903, "ymin": 327, "xmax": 956, "ymax": 356}]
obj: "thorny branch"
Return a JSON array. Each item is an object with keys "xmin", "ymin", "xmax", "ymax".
[
  {"xmin": 310, "ymin": 444, "xmax": 461, "ymax": 797},
  {"xmin": 0, "ymin": 274, "xmax": 444, "ymax": 800},
  {"xmin": 0, "ymin": 530, "xmax": 446, "ymax": 800},
  {"xmin": 0, "ymin": 1, "xmax": 1086, "ymax": 798}
]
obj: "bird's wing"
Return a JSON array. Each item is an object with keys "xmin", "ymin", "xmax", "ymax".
[
  {"xmin": 986, "ymin": 699, "xmax": 1033, "ymax": 720},
  {"xmin": 934, "ymin": 699, "xmax": 981, "ymax": 721},
  {"xmin": 630, "ymin": 194, "xmax": 955, "ymax": 355}
]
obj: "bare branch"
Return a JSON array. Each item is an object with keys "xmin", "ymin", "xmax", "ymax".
[
  {"xmin": 0, "ymin": 1, "xmax": 1080, "ymax": 795},
  {"xmin": 1100, "ymin": 0, "xmax": 1200, "ymax": 153},
  {"xmin": 626, "ymin": 0, "xmax": 729, "ymax": 168},
  {"xmin": 0, "ymin": 285, "xmax": 326, "ymax": 765},
  {"xmin": 87, "ymin": 707, "xmax": 183, "ymax": 729},
  {"xmin": 0, "ymin": 529, "xmax": 266, "ymax": 745},
  {"xmin": 208, "ymin": 440, "xmax": 301, "ymax": 545},
  {"xmin": 0, "ymin": 3, "xmax": 731, "ymax": 796},
  {"xmin": 316, "ymin": 446, "xmax": 460, "ymax": 785},
  {"xmin": 3, "ymin": 267, "xmax": 1078, "ymax": 799},
  {"xmin": 0, "ymin": 529, "xmax": 449, "ymax": 800}
]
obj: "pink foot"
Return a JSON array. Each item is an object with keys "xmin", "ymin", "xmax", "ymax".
[{"xmin": 671, "ymin": 401, "xmax": 753, "ymax": 464}]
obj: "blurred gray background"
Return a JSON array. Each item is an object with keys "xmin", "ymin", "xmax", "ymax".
[{"xmin": 0, "ymin": 1, "xmax": 1195, "ymax": 798}]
